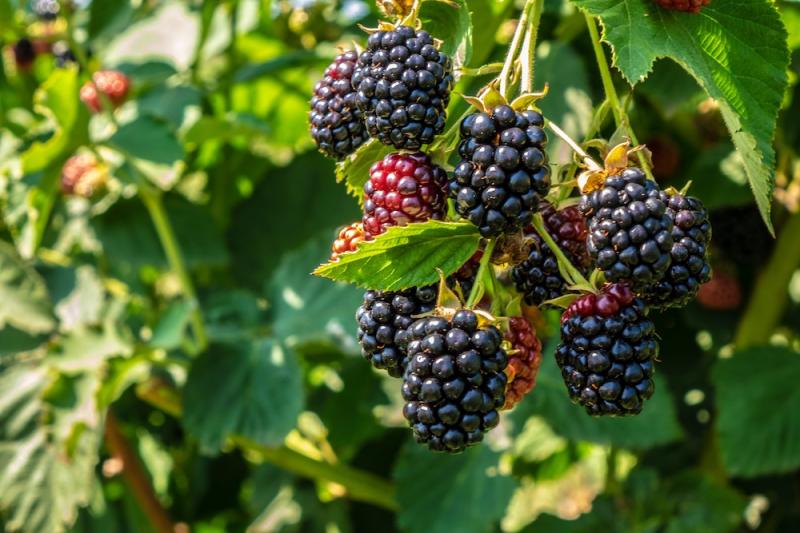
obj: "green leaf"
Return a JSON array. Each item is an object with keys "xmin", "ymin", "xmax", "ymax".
[
  {"xmin": 394, "ymin": 443, "xmax": 516, "ymax": 533},
  {"xmin": 183, "ymin": 338, "xmax": 303, "ymax": 452},
  {"xmin": 136, "ymin": 85, "xmax": 201, "ymax": 129},
  {"xmin": 572, "ymin": 0, "xmax": 790, "ymax": 232},
  {"xmin": 421, "ymin": 0, "xmax": 472, "ymax": 70},
  {"xmin": 335, "ymin": 139, "xmax": 394, "ymax": 200},
  {"xmin": 0, "ymin": 241, "xmax": 56, "ymax": 335},
  {"xmin": 183, "ymin": 113, "xmax": 271, "ymax": 145},
  {"xmin": 109, "ymin": 116, "xmax": 184, "ymax": 166},
  {"xmin": 713, "ymin": 346, "xmax": 800, "ymax": 477},
  {"xmin": 0, "ymin": 364, "xmax": 98, "ymax": 533},
  {"xmin": 149, "ymin": 300, "xmax": 193, "ymax": 350},
  {"xmin": 314, "ymin": 220, "xmax": 481, "ymax": 291},
  {"xmin": 269, "ymin": 235, "xmax": 362, "ymax": 350},
  {"xmin": 48, "ymin": 266, "xmax": 105, "ymax": 332},
  {"xmin": 509, "ymin": 343, "xmax": 682, "ymax": 449}
]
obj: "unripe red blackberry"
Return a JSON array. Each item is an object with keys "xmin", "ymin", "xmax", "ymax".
[
  {"xmin": 556, "ymin": 284, "xmax": 658, "ymax": 416},
  {"xmin": 356, "ymin": 285, "xmax": 437, "ymax": 377},
  {"xmin": 451, "ymin": 105, "xmax": 551, "ymax": 237},
  {"xmin": 309, "ymin": 50, "xmax": 366, "ymax": 159},
  {"xmin": 402, "ymin": 310, "xmax": 508, "ymax": 452},
  {"xmin": 579, "ymin": 168, "xmax": 673, "ymax": 290},
  {"xmin": 540, "ymin": 201, "xmax": 590, "ymax": 269},
  {"xmin": 697, "ymin": 270, "xmax": 741, "ymax": 311},
  {"xmin": 80, "ymin": 70, "xmax": 130, "ymax": 113},
  {"xmin": 61, "ymin": 154, "xmax": 106, "ymax": 198},
  {"xmin": 653, "ymin": 0, "xmax": 711, "ymax": 13},
  {"xmin": 503, "ymin": 317, "xmax": 542, "ymax": 410},
  {"xmin": 352, "ymin": 25, "xmax": 453, "ymax": 150},
  {"xmin": 330, "ymin": 222, "xmax": 366, "ymax": 262},
  {"xmin": 362, "ymin": 152, "xmax": 448, "ymax": 239},
  {"xmin": 642, "ymin": 192, "xmax": 711, "ymax": 308}
]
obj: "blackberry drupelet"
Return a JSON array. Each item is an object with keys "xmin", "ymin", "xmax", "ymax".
[
  {"xmin": 653, "ymin": 0, "xmax": 711, "ymax": 13},
  {"xmin": 356, "ymin": 286, "xmax": 437, "ymax": 377},
  {"xmin": 503, "ymin": 317, "xmax": 542, "ymax": 409},
  {"xmin": 309, "ymin": 50, "xmax": 366, "ymax": 159},
  {"xmin": 579, "ymin": 167, "xmax": 673, "ymax": 289},
  {"xmin": 556, "ymin": 284, "xmax": 658, "ymax": 416},
  {"xmin": 450, "ymin": 105, "xmax": 551, "ymax": 237},
  {"xmin": 363, "ymin": 152, "xmax": 448, "ymax": 239},
  {"xmin": 642, "ymin": 192, "xmax": 711, "ymax": 308},
  {"xmin": 352, "ymin": 25, "xmax": 453, "ymax": 150},
  {"xmin": 402, "ymin": 310, "xmax": 508, "ymax": 452},
  {"xmin": 511, "ymin": 233, "xmax": 565, "ymax": 307},
  {"xmin": 330, "ymin": 222, "xmax": 366, "ymax": 261}
]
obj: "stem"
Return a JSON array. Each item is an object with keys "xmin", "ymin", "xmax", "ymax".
[
  {"xmin": 135, "ymin": 378, "xmax": 398, "ymax": 510},
  {"xmin": 467, "ymin": 239, "xmax": 496, "ymax": 308},
  {"xmin": 734, "ymin": 211, "xmax": 800, "ymax": 347},
  {"xmin": 605, "ymin": 446, "xmax": 621, "ymax": 497},
  {"xmin": 499, "ymin": 0, "xmax": 536, "ymax": 99},
  {"xmin": 546, "ymin": 120, "xmax": 602, "ymax": 172},
  {"xmin": 139, "ymin": 186, "xmax": 208, "ymax": 352},
  {"xmin": 584, "ymin": 13, "xmax": 654, "ymax": 179},
  {"xmin": 104, "ymin": 412, "xmax": 175, "ymax": 533},
  {"xmin": 532, "ymin": 213, "xmax": 592, "ymax": 289},
  {"xmin": 519, "ymin": 0, "xmax": 545, "ymax": 94}
]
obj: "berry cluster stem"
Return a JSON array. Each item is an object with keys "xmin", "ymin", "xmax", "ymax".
[
  {"xmin": 467, "ymin": 239, "xmax": 496, "ymax": 308},
  {"xmin": 498, "ymin": 0, "xmax": 538, "ymax": 99},
  {"xmin": 519, "ymin": 0, "xmax": 545, "ymax": 94}
]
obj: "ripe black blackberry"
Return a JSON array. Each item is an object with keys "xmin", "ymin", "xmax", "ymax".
[
  {"xmin": 512, "ymin": 233, "xmax": 564, "ymax": 306},
  {"xmin": 556, "ymin": 284, "xmax": 658, "ymax": 416},
  {"xmin": 401, "ymin": 310, "xmax": 508, "ymax": 452},
  {"xmin": 309, "ymin": 50, "xmax": 366, "ymax": 159},
  {"xmin": 642, "ymin": 192, "xmax": 712, "ymax": 308},
  {"xmin": 12, "ymin": 38, "xmax": 36, "ymax": 70},
  {"xmin": 451, "ymin": 105, "xmax": 551, "ymax": 237},
  {"xmin": 579, "ymin": 168, "xmax": 673, "ymax": 289},
  {"xmin": 352, "ymin": 25, "xmax": 453, "ymax": 150},
  {"xmin": 356, "ymin": 285, "xmax": 436, "ymax": 377}
]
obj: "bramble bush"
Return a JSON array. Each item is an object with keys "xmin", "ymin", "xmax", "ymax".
[{"xmin": 0, "ymin": 0, "xmax": 799, "ymax": 531}]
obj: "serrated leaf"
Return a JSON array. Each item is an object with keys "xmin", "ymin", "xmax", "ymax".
[
  {"xmin": 509, "ymin": 342, "xmax": 682, "ymax": 449},
  {"xmin": 314, "ymin": 221, "xmax": 481, "ymax": 291},
  {"xmin": 421, "ymin": 0, "xmax": 472, "ymax": 71},
  {"xmin": 394, "ymin": 443, "xmax": 515, "ymax": 533},
  {"xmin": 335, "ymin": 139, "xmax": 394, "ymax": 200},
  {"xmin": 0, "ymin": 241, "xmax": 55, "ymax": 335},
  {"xmin": 183, "ymin": 338, "xmax": 303, "ymax": 453},
  {"xmin": 713, "ymin": 346, "xmax": 800, "ymax": 477},
  {"xmin": 572, "ymin": 0, "xmax": 790, "ymax": 232}
]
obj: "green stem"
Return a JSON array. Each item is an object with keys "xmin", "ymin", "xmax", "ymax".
[
  {"xmin": 734, "ymin": 211, "xmax": 800, "ymax": 347},
  {"xmin": 584, "ymin": 13, "xmax": 653, "ymax": 180},
  {"xmin": 135, "ymin": 379, "xmax": 397, "ymax": 511},
  {"xmin": 467, "ymin": 239, "xmax": 496, "ymax": 308},
  {"xmin": 139, "ymin": 186, "xmax": 208, "ymax": 352},
  {"xmin": 519, "ymin": 0, "xmax": 545, "ymax": 94},
  {"xmin": 499, "ymin": 0, "xmax": 536, "ymax": 99},
  {"xmin": 532, "ymin": 213, "xmax": 592, "ymax": 289},
  {"xmin": 605, "ymin": 446, "xmax": 621, "ymax": 497}
]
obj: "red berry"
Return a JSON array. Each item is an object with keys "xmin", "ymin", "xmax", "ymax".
[
  {"xmin": 697, "ymin": 271, "xmax": 741, "ymax": 311},
  {"xmin": 653, "ymin": 0, "xmax": 711, "ymax": 13},
  {"xmin": 362, "ymin": 152, "xmax": 448, "ymax": 239},
  {"xmin": 330, "ymin": 222, "xmax": 367, "ymax": 261},
  {"xmin": 80, "ymin": 70, "xmax": 130, "ymax": 113},
  {"xmin": 503, "ymin": 317, "xmax": 543, "ymax": 410},
  {"xmin": 562, "ymin": 283, "xmax": 639, "ymax": 323},
  {"xmin": 540, "ymin": 201, "xmax": 590, "ymax": 269},
  {"xmin": 61, "ymin": 153, "xmax": 106, "ymax": 197}
]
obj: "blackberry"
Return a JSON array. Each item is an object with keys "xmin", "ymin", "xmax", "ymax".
[
  {"xmin": 309, "ymin": 50, "xmax": 366, "ymax": 159},
  {"xmin": 331, "ymin": 222, "xmax": 366, "ymax": 262},
  {"xmin": 511, "ymin": 233, "xmax": 565, "ymax": 306},
  {"xmin": 401, "ymin": 310, "xmax": 508, "ymax": 452},
  {"xmin": 61, "ymin": 154, "xmax": 106, "ymax": 198},
  {"xmin": 503, "ymin": 317, "xmax": 542, "ymax": 410},
  {"xmin": 653, "ymin": 0, "xmax": 711, "ymax": 13},
  {"xmin": 52, "ymin": 41, "xmax": 77, "ymax": 68},
  {"xmin": 579, "ymin": 167, "xmax": 673, "ymax": 289},
  {"xmin": 450, "ymin": 105, "xmax": 551, "ymax": 237},
  {"xmin": 12, "ymin": 38, "xmax": 36, "ymax": 70},
  {"xmin": 642, "ymin": 192, "xmax": 711, "ymax": 308},
  {"xmin": 540, "ymin": 201, "xmax": 590, "ymax": 269},
  {"xmin": 32, "ymin": 0, "xmax": 60, "ymax": 20},
  {"xmin": 363, "ymin": 152, "xmax": 448, "ymax": 239},
  {"xmin": 352, "ymin": 25, "xmax": 453, "ymax": 150},
  {"xmin": 697, "ymin": 270, "xmax": 741, "ymax": 311},
  {"xmin": 356, "ymin": 285, "xmax": 437, "ymax": 377},
  {"xmin": 80, "ymin": 70, "xmax": 130, "ymax": 113},
  {"xmin": 556, "ymin": 284, "xmax": 658, "ymax": 416}
]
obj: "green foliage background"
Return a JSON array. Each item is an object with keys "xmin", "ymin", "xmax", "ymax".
[{"xmin": 0, "ymin": 0, "xmax": 798, "ymax": 531}]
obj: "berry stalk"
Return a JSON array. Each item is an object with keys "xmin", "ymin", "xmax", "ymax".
[
  {"xmin": 519, "ymin": 0, "xmax": 545, "ymax": 94},
  {"xmin": 498, "ymin": 0, "xmax": 538, "ymax": 99},
  {"xmin": 466, "ymin": 239, "xmax": 496, "ymax": 308},
  {"xmin": 531, "ymin": 212, "xmax": 593, "ymax": 292}
]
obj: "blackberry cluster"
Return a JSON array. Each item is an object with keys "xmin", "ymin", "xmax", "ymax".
[
  {"xmin": 363, "ymin": 152, "xmax": 448, "ymax": 239},
  {"xmin": 309, "ymin": 50, "xmax": 366, "ymax": 159},
  {"xmin": 52, "ymin": 41, "xmax": 77, "ymax": 68},
  {"xmin": 401, "ymin": 310, "xmax": 508, "ymax": 452},
  {"xmin": 653, "ymin": 0, "xmax": 711, "ymax": 13},
  {"xmin": 356, "ymin": 286, "xmax": 437, "ymax": 377},
  {"xmin": 556, "ymin": 284, "xmax": 657, "ymax": 416},
  {"xmin": 352, "ymin": 26, "xmax": 453, "ymax": 150},
  {"xmin": 503, "ymin": 317, "xmax": 542, "ymax": 410},
  {"xmin": 330, "ymin": 222, "xmax": 366, "ymax": 262},
  {"xmin": 80, "ymin": 70, "xmax": 130, "ymax": 113},
  {"xmin": 451, "ymin": 105, "xmax": 551, "ymax": 237},
  {"xmin": 642, "ymin": 192, "xmax": 711, "ymax": 308},
  {"xmin": 512, "ymin": 234, "xmax": 564, "ymax": 306},
  {"xmin": 12, "ymin": 38, "xmax": 36, "ymax": 69},
  {"xmin": 540, "ymin": 201, "xmax": 590, "ymax": 269},
  {"xmin": 32, "ymin": 0, "xmax": 60, "ymax": 20},
  {"xmin": 579, "ymin": 168, "xmax": 673, "ymax": 290}
]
